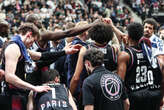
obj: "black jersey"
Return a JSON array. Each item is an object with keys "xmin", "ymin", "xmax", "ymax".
[
  {"xmin": 35, "ymin": 83, "xmax": 73, "ymax": 110},
  {"xmin": 1, "ymin": 42, "xmax": 26, "ymax": 93},
  {"xmin": 34, "ymin": 84, "xmax": 73, "ymax": 110},
  {"xmin": 0, "ymin": 42, "xmax": 28, "ymax": 110},
  {"xmin": 125, "ymin": 46, "xmax": 162, "ymax": 92},
  {"xmin": 26, "ymin": 41, "xmax": 51, "ymax": 85},
  {"xmin": 89, "ymin": 43, "xmax": 117, "ymax": 71},
  {"xmin": 82, "ymin": 66, "xmax": 126, "ymax": 110},
  {"xmin": 125, "ymin": 46, "xmax": 162, "ymax": 110}
]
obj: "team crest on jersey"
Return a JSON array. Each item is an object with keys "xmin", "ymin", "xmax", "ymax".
[{"xmin": 100, "ymin": 74, "xmax": 122, "ymax": 101}]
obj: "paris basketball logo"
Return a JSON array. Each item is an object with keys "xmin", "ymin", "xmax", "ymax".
[{"xmin": 100, "ymin": 74, "xmax": 122, "ymax": 101}]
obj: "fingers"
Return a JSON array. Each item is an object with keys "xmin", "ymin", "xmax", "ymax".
[
  {"xmin": 35, "ymin": 86, "xmax": 52, "ymax": 92},
  {"xmin": 102, "ymin": 18, "xmax": 113, "ymax": 25},
  {"xmin": 67, "ymin": 42, "xmax": 72, "ymax": 46},
  {"xmin": 43, "ymin": 86, "xmax": 52, "ymax": 92},
  {"xmin": 73, "ymin": 44, "xmax": 82, "ymax": 49}
]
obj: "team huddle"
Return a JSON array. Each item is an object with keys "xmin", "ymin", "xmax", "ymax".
[{"xmin": 0, "ymin": 13, "xmax": 164, "ymax": 110}]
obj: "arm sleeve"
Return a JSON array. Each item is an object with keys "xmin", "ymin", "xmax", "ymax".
[
  {"xmin": 35, "ymin": 59, "xmax": 57, "ymax": 69},
  {"xmin": 40, "ymin": 50, "xmax": 66, "ymax": 61},
  {"xmin": 82, "ymin": 79, "xmax": 94, "ymax": 106}
]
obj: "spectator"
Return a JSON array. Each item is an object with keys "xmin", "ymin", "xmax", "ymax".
[
  {"xmin": 0, "ymin": 18, "xmax": 9, "ymax": 49},
  {"xmin": 158, "ymin": 25, "xmax": 164, "ymax": 40}
]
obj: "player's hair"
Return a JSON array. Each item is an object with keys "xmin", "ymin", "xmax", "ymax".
[
  {"xmin": 127, "ymin": 22, "xmax": 144, "ymax": 41},
  {"xmin": 83, "ymin": 48, "xmax": 104, "ymax": 67},
  {"xmin": 41, "ymin": 69, "xmax": 60, "ymax": 83},
  {"xmin": 88, "ymin": 23, "xmax": 113, "ymax": 44},
  {"xmin": 18, "ymin": 23, "xmax": 40, "ymax": 39}
]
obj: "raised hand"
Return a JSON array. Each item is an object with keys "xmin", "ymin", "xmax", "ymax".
[
  {"xmin": 102, "ymin": 18, "xmax": 114, "ymax": 27},
  {"xmin": 64, "ymin": 43, "xmax": 82, "ymax": 54}
]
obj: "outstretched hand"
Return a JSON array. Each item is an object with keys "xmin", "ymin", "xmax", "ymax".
[
  {"xmin": 64, "ymin": 43, "xmax": 82, "ymax": 54},
  {"xmin": 34, "ymin": 85, "xmax": 52, "ymax": 93}
]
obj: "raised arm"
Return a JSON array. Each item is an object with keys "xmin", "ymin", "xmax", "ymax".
[
  {"xmin": 40, "ymin": 22, "xmax": 98, "ymax": 41},
  {"xmin": 68, "ymin": 90, "xmax": 77, "ymax": 110},
  {"xmin": 117, "ymin": 51, "xmax": 130, "ymax": 80},
  {"xmin": 110, "ymin": 34, "xmax": 120, "ymax": 50},
  {"xmin": 28, "ymin": 43, "xmax": 82, "ymax": 61},
  {"xmin": 70, "ymin": 46, "xmax": 87, "ymax": 94},
  {"xmin": 103, "ymin": 18, "xmax": 127, "ymax": 43},
  {"xmin": 117, "ymin": 51, "xmax": 130, "ymax": 110}
]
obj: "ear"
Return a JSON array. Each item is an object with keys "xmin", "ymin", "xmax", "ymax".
[
  {"xmin": 54, "ymin": 76, "xmax": 60, "ymax": 83},
  {"xmin": 27, "ymin": 32, "xmax": 32, "ymax": 37},
  {"xmin": 85, "ymin": 60, "xmax": 91, "ymax": 67}
]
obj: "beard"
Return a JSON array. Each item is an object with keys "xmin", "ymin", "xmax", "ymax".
[{"xmin": 144, "ymin": 32, "xmax": 151, "ymax": 38}]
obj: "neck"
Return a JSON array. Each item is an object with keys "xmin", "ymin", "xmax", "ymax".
[
  {"xmin": 94, "ymin": 42, "xmax": 107, "ymax": 47},
  {"xmin": 128, "ymin": 40, "xmax": 138, "ymax": 47},
  {"xmin": 43, "ymin": 81, "xmax": 59, "ymax": 85},
  {"xmin": 90, "ymin": 66, "xmax": 99, "ymax": 73},
  {"xmin": 77, "ymin": 36, "xmax": 85, "ymax": 42},
  {"xmin": 17, "ymin": 34, "xmax": 24, "ymax": 42},
  {"xmin": 18, "ymin": 34, "xmax": 29, "ymax": 48}
]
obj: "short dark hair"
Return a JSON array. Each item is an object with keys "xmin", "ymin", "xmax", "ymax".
[
  {"xmin": 127, "ymin": 22, "xmax": 144, "ymax": 41},
  {"xmin": 143, "ymin": 18, "xmax": 158, "ymax": 31},
  {"xmin": 18, "ymin": 23, "xmax": 40, "ymax": 39},
  {"xmin": 88, "ymin": 23, "xmax": 113, "ymax": 44},
  {"xmin": 41, "ymin": 69, "xmax": 60, "ymax": 83},
  {"xmin": 83, "ymin": 48, "xmax": 104, "ymax": 67}
]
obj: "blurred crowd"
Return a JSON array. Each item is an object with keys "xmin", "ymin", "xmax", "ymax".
[
  {"xmin": 0, "ymin": 0, "xmax": 135, "ymax": 37},
  {"xmin": 124, "ymin": 0, "xmax": 164, "ymax": 20}
]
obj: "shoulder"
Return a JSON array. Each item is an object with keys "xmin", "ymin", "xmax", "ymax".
[
  {"xmin": 118, "ymin": 51, "xmax": 130, "ymax": 60},
  {"xmin": 111, "ymin": 45, "xmax": 120, "ymax": 54},
  {"xmin": 79, "ymin": 46, "xmax": 87, "ymax": 55},
  {"xmin": 5, "ymin": 43, "xmax": 21, "ymax": 58},
  {"xmin": 83, "ymin": 76, "xmax": 94, "ymax": 86}
]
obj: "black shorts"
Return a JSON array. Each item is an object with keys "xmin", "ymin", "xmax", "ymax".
[
  {"xmin": 11, "ymin": 95, "xmax": 27, "ymax": 110},
  {"xmin": 0, "ymin": 95, "xmax": 11, "ymax": 110},
  {"xmin": 129, "ymin": 90, "xmax": 162, "ymax": 110}
]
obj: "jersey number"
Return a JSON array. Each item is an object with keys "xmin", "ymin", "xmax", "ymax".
[
  {"xmin": 52, "ymin": 88, "xmax": 56, "ymax": 99},
  {"xmin": 136, "ymin": 66, "xmax": 154, "ymax": 85}
]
